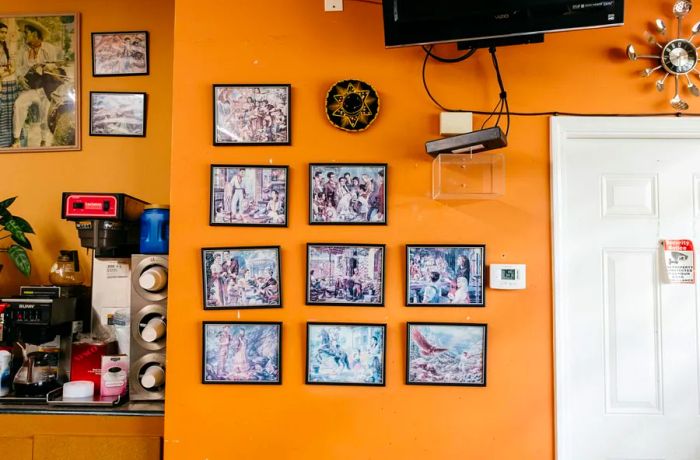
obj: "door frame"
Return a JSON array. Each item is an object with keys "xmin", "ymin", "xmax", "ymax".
[{"xmin": 550, "ymin": 116, "xmax": 700, "ymax": 459}]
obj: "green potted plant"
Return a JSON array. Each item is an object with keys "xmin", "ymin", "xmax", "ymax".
[{"xmin": 0, "ymin": 197, "xmax": 34, "ymax": 276}]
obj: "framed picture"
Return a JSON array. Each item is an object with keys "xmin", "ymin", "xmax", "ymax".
[
  {"xmin": 406, "ymin": 322, "xmax": 487, "ymax": 386},
  {"xmin": 406, "ymin": 245, "xmax": 485, "ymax": 306},
  {"xmin": 89, "ymin": 91, "xmax": 146, "ymax": 137},
  {"xmin": 309, "ymin": 163, "xmax": 387, "ymax": 225},
  {"xmin": 91, "ymin": 31, "xmax": 149, "ymax": 76},
  {"xmin": 306, "ymin": 243, "xmax": 385, "ymax": 306},
  {"xmin": 213, "ymin": 84, "xmax": 290, "ymax": 146},
  {"xmin": 0, "ymin": 14, "xmax": 80, "ymax": 153},
  {"xmin": 201, "ymin": 246, "xmax": 281, "ymax": 309},
  {"xmin": 306, "ymin": 322, "xmax": 386, "ymax": 386},
  {"xmin": 202, "ymin": 322, "xmax": 282, "ymax": 384},
  {"xmin": 209, "ymin": 165, "xmax": 289, "ymax": 227}
]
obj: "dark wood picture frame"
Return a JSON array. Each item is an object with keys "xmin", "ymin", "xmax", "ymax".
[
  {"xmin": 306, "ymin": 243, "xmax": 386, "ymax": 307},
  {"xmin": 202, "ymin": 321, "xmax": 282, "ymax": 385},
  {"xmin": 212, "ymin": 84, "xmax": 291, "ymax": 146},
  {"xmin": 89, "ymin": 91, "xmax": 147, "ymax": 137},
  {"xmin": 201, "ymin": 246, "xmax": 282, "ymax": 310},
  {"xmin": 91, "ymin": 31, "xmax": 149, "ymax": 76},
  {"xmin": 406, "ymin": 322, "xmax": 488, "ymax": 387},
  {"xmin": 209, "ymin": 164, "xmax": 289, "ymax": 227},
  {"xmin": 309, "ymin": 163, "xmax": 387, "ymax": 225},
  {"xmin": 405, "ymin": 244, "xmax": 486, "ymax": 307},
  {"xmin": 305, "ymin": 322, "xmax": 387, "ymax": 386}
]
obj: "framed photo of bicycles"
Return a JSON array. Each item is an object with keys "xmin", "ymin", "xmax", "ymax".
[
  {"xmin": 91, "ymin": 31, "xmax": 149, "ymax": 76},
  {"xmin": 0, "ymin": 13, "xmax": 80, "ymax": 153},
  {"xmin": 202, "ymin": 246, "xmax": 282, "ymax": 310}
]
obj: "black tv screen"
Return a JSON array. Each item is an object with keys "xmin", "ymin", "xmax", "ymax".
[{"xmin": 382, "ymin": 0, "xmax": 624, "ymax": 47}]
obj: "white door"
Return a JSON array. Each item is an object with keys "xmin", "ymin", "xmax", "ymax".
[{"xmin": 552, "ymin": 117, "xmax": 700, "ymax": 460}]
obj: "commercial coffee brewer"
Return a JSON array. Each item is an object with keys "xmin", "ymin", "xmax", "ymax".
[
  {"xmin": 61, "ymin": 192, "xmax": 167, "ymax": 401},
  {"xmin": 0, "ymin": 293, "xmax": 78, "ymax": 400}
]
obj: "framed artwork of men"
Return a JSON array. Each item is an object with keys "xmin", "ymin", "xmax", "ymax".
[
  {"xmin": 209, "ymin": 165, "xmax": 289, "ymax": 227},
  {"xmin": 406, "ymin": 245, "xmax": 486, "ymax": 307},
  {"xmin": 92, "ymin": 31, "xmax": 149, "ymax": 76},
  {"xmin": 0, "ymin": 14, "xmax": 80, "ymax": 153},
  {"xmin": 213, "ymin": 84, "xmax": 291, "ymax": 146}
]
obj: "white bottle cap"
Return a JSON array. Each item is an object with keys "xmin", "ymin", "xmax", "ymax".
[
  {"xmin": 63, "ymin": 380, "xmax": 94, "ymax": 399},
  {"xmin": 139, "ymin": 266, "xmax": 168, "ymax": 292}
]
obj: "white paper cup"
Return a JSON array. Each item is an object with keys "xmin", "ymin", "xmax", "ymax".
[
  {"xmin": 139, "ymin": 266, "xmax": 167, "ymax": 292},
  {"xmin": 141, "ymin": 317, "xmax": 166, "ymax": 342},
  {"xmin": 141, "ymin": 366, "xmax": 165, "ymax": 389}
]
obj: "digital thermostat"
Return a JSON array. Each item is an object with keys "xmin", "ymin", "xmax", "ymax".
[{"xmin": 489, "ymin": 264, "xmax": 526, "ymax": 290}]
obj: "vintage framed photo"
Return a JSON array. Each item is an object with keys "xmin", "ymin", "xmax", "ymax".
[
  {"xmin": 0, "ymin": 14, "xmax": 80, "ymax": 153},
  {"xmin": 202, "ymin": 322, "xmax": 281, "ymax": 384},
  {"xmin": 406, "ymin": 322, "xmax": 487, "ymax": 386},
  {"xmin": 309, "ymin": 163, "xmax": 387, "ymax": 225},
  {"xmin": 306, "ymin": 322, "xmax": 386, "ymax": 386},
  {"xmin": 201, "ymin": 246, "xmax": 281, "ymax": 309},
  {"xmin": 213, "ymin": 84, "xmax": 290, "ymax": 146},
  {"xmin": 306, "ymin": 243, "xmax": 385, "ymax": 306},
  {"xmin": 89, "ymin": 91, "xmax": 146, "ymax": 137},
  {"xmin": 91, "ymin": 31, "xmax": 148, "ymax": 76},
  {"xmin": 406, "ymin": 245, "xmax": 485, "ymax": 306},
  {"xmin": 210, "ymin": 165, "xmax": 289, "ymax": 227}
]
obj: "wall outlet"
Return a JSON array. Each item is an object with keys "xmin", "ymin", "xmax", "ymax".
[
  {"xmin": 440, "ymin": 112, "xmax": 473, "ymax": 136},
  {"xmin": 324, "ymin": 0, "xmax": 343, "ymax": 11}
]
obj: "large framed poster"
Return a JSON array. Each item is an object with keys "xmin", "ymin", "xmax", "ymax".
[{"xmin": 0, "ymin": 14, "xmax": 80, "ymax": 153}]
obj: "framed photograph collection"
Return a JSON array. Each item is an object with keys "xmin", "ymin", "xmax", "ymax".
[{"xmin": 201, "ymin": 85, "xmax": 491, "ymax": 388}]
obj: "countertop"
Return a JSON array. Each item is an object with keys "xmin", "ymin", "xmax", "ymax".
[{"xmin": 0, "ymin": 399, "xmax": 164, "ymax": 417}]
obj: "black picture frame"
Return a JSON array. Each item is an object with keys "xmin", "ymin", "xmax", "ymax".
[
  {"xmin": 89, "ymin": 91, "xmax": 147, "ymax": 137},
  {"xmin": 305, "ymin": 322, "xmax": 387, "ymax": 386},
  {"xmin": 406, "ymin": 322, "xmax": 488, "ymax": 387},
  {"xmin": 209, "ymin": 164, "xmax": 289, "ymax": 227},
  {"xmin": 91, "ymin": 31, "xmax": 149, "ymax": 77},
  {"xmin": 201, "ymin": 246, "xmax": 282, "ymax": 310},
  {"xmin": 202, "ymin": 321, "xmax": 282, "ymax": 385},
  {"xmin": 405, "ymin": 244, "xmax": 486, "ymax": 307},
  {"xmin": 213, "ymin": 84, "xmax": 291, "ymax": 146},
  {"xmin": 306, "ymin": 243, "xmax": 386, "ymax": 307},
  {"xmin": 309, "ymin": 163, "xmax": 387, "ymax": 225}
]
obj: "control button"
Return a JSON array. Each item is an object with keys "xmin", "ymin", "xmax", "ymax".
[
  {"xmin": 102, "ymin": 200, "xmax": 111, "ymax": 211},
  {"xmin": 73, "ymin": 202, "xmax": 85, "ymax": 209}
]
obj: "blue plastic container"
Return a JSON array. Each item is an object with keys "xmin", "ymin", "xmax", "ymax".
[{"xmin": 140, "ymin": 205, "xmax": 170, "ymax": 254}]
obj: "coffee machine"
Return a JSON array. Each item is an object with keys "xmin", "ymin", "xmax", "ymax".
[{"xmin": 0, "ymin": 296, "xmax": 77, "ymax": 399}]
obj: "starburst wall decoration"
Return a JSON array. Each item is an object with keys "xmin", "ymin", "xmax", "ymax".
[
  {"xmin": 626, "ymin": 0, "xmax": 700, "ymax": 110},
  {"xmin": 325, "ymin": 79, "xmax": 380, "ymax": 132}
]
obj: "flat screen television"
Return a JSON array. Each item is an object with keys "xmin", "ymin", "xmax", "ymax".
[{"xmin": 382, "ymin": 0, "xmax": 624, "ymax": 47}]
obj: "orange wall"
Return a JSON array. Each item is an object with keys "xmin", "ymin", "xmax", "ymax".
[
  {"xmin": 0, "ymin": 0, "xmax": 174, "ymax": 295},
  {"xmin": 160, "ymin": 1, "xmax": 690, "ymax": 459}
]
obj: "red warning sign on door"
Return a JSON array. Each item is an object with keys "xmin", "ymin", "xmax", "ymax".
[{"xmin": 662, "ymin": 239, "xmax": 695, "ymax": 284}]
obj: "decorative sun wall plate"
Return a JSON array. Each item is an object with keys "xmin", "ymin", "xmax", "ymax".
[
  {"xmin": 325, "ymin": 79, "xmax": 380, "ymax": 132},
  {"xmin": 626, "ymin": 0, "xmax": 700, "ymax": 110}
]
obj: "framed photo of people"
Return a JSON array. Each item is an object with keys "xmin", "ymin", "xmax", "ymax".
[
  {"xmin": 406, "ymin": 322, "xmax": 487, "ymax": 387},
  {"xmin": 306, "ymin": 243, "xmax": 385, "ymax": 306},
  {"xmin": 406, "ymin": 245, "xmax": 485, "ymax": 307},
  {"xmin": 213, "ymin": 84, "xmax": 290, "ymax": 146},
  {"xmin": 306, "ymin": 322, "xmax": 386, "ymax": 386},
  {"xmin": 202, "ymin": 246, "xmax": 282, "ymax": 309},
  {"xmin": 91, "ymin": 31, "xmax": 149, "ymax": 76},
  {"xmin": 0, "ymin": 14, "xmax": 80, "ymax": 153},
  {"xmin": 89, "ymin": 91, "xmax": 146, "ymax": 137},
  {"xmin": 202, "ymin": 322, "xmax": 282, "ymax": 384},
  {"xmin": 309, "ymin": 163, "xmax": 386, "ymax": 225},
  {"xmin": 209, "ymin": 165, "xmax": 288, "ymax": 227}
]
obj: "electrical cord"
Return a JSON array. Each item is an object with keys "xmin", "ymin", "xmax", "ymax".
[{"xmin": 421, "ymin": 45, "xmax": 700, "ymax": 118}]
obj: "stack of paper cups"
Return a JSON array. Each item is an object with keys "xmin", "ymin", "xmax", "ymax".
[
  {"xmin": 141, "ymin": 365, "xmax": 165, "ymax": 389},
  {"xmin": 141, "ymin": 317, "xmax": 166, "ymax": 342}
]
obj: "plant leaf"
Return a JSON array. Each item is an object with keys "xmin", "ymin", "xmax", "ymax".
[
  {"xmin": 0, "ymin": 197, "xmax": 16, "ymax": 211},
  {"xmin": 12, "ymin": 216, "xmax": 34, "ymax": 234},
  {"xmin": 3, "ymin": 218, "xmax": 28, "ymax": 246},
  {"xmin": 8, "ymin": 244, "xmax": 30, "ymax": 276},
  {"xmin": 0, "ymin": 207, "xmax": 11, "ymax": 223},
  {"xmin": 11, "ymin": 233, "xmax": 31, "ymax": 250}
]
